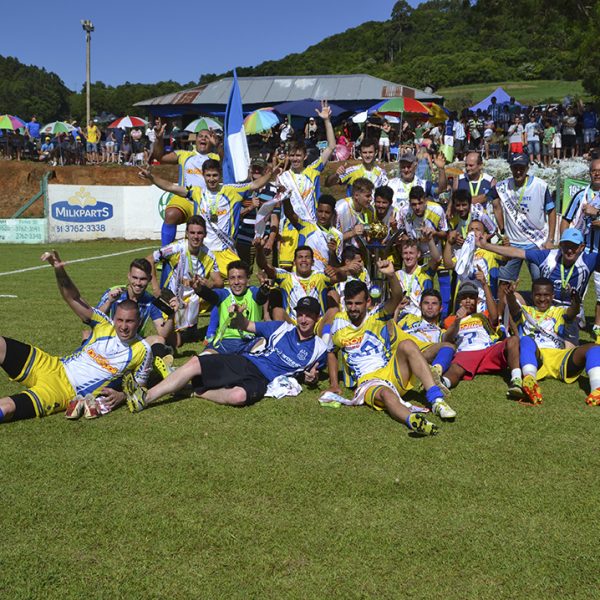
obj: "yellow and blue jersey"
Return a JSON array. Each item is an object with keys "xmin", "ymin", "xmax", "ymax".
[
  {"xmin": 175, "ymin": 150, "xmax": 220, "ymax": 188},
  {"xmin": 340, "ymin": 164, "xmax": 388, "ymax": 195},
  {"xmin": 295, "ymin": 219, "xmax": 343, "ymax": 272},
  {"xmin": 274, "ymin": 268, "xmax": 331, "ymax": 320},
  {"xmin": 331, "ymin": 307, "xmax": 397, "ymax": 383},
  {"xmin": 397, "ymin": 313, "xmax": 443, "ymax": 346},
  {"xmin": 395, "ymin": 265, "xmax": 434, "ymax": 316},
  {"xmin": 519, "ymin": 305, "xmax": 567, "ymax": 350},
  {"xmin": 61, "ymin": 309, "xmax": 153, "ymax": 396}
]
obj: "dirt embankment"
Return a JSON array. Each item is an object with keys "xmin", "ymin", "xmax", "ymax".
[{"xmin": 0, "ymin": 162, "xmax": 178, "ymax": 218}]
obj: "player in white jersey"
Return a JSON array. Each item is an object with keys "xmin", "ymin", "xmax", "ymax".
[
  {"xmin": 0, "ymin": 250, "xmax": 152, "ymax": 423},
  {"xmin": 387, "ymin": 151, "xmax": 447, "ymax": 217}
]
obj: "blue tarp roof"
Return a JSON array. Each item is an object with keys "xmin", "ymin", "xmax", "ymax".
[{"xmin": 469, "ymin": 87, "xmax": 522, "ymax": 112}]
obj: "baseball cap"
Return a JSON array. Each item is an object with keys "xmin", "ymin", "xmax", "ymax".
[
  {"xmin": 456, "ymin": 281, "xmax": 479, "ymax": 299},
  {"xmin": 560, "ymin": 228, "xmax": 584, "ymax": 245},
  {"xmin": 399, "ymin": 152, "xmax": 417, "ymax": 163},
  {"xmin": 510, "ymin": 153, "xmax": 529, "ymax": 167},
  {"xmin": 294, "ymin": 296, "xmax": 321, "ymax": 315},
  {"xmin": 250, "ymin": 157, "xmax": 267, "ymax": 169}
]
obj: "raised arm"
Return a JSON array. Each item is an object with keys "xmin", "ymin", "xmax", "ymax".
[
  {"xmin": 504, "ymin": 281, "xmax": 523, "ymax": 322},
  {"xmin": 565, "ymin": 288, "xmax": 581, "ymax": 323},
  {"xmin": 41, "ymin": 250, "xmax": 93, "ymax": 323},
  {"xmin": 139, "ymin": 167, "xmax": 187, "ymax": 197},
  {"xmin": 254, "ymin": 237, "xmax": 276, "ymax": 279},
  {"xmin": 476, "ymin": 237, "xmax": 526, "ymax": 260},
  {"xmin": 379, "ymin": 259, "xmax": 404, "ymax": 315},
  {"xmin": 316, "ymin": 101, "xmax": 336, "ymax": 165},
  {"xmin": 475, "ymin": 266, "xmax": 498, "ymax": 325},
  {"xmin": 229, "ymin": 303, "xmax": 257, "ymax": 334}
]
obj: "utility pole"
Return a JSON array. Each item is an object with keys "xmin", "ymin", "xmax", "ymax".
[{"xmin": 81, "ymin": 19, "xmax": 94, "ymax": 126}]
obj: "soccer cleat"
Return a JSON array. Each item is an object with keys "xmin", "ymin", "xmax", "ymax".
[
  {"xmin": 65, "ymin": 395, "xmax": 85, "ymax": 420},
  {"xmin": 431, "ymin": 399, "xmax": 457, "ymax": 420},
  {"xmin": 408, "ymin": 413, "xmax": 439, "ymax": 436},
  {"xmin": 83, "ymin": 394, "xmax": 100, "ymax": 419},
  {"xmin": 153, "ymin": 355, "xmax": 174, "ymax": 380},
  {"xmin": 522, "ymin": 375, "xmax": 543, "ymax": 405},
  {"xmin": 506, "ymin": 377, "xmax": 525, "ymax": 400},
  {"xmin": 430, "ymin": 364, "xmax": 451, "ymax": 397},
  {"xmin": 585, "ymin": 388, "xmax": 600, "ymax": 406},
  {"xmin": 594, "ymin": 325, "xmax": 600, "ymax": 344},
  {"xmin": 123, "ymin": 373, "xmax": 147, "ymax": 413}
]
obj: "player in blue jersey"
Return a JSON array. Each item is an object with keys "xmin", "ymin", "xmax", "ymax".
[
  {"xmin": 0, "ymin": 250, "xmax": 152, "ymax": 423},
  {"xmin": 124, "ymin": 297, "xmax": 329, "ymax": 411}
]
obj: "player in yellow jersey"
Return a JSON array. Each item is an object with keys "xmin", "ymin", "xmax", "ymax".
[
  {"xmin": 140, "ymin": 159, "xmax": 276, "ymax": 275},
  {"xmin": 506, "ymin": 278, "xmax": 600, "ymax": 406},
  {"xmin": 327, "ymin": 259, "xmax": 457, "ymax": 436},
  {"xmin": 0, "ymin": 250, "xmax": 152, "ymax": 423},
  {"xmin": 151, "ymin": 120, "xmax": 222, "ymax": 246},
  {"xmin": 276, "ymin": 101, "xmax": 336, "ymax": 269}
]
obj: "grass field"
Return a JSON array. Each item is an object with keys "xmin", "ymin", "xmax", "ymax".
[
  {"xmin": 1, "ymin": 240, "xmax": 600, "ymax": 599},
  {"xmin": 438, "ymin": 79, "xmax": 588, "ymax": 107}
]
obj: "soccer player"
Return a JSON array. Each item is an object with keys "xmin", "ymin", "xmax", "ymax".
[
  {"xmin": 196, "ymin": 260, "xmax": 270, "ymax": 355},
  {"xmin": 397, "ymin": 289, "xmax": 456, "ymax": 389},
  {"xmin": 124, "ymin": 297, "xmax": 329, "ymax": 411},
  {"xmin": 283, "ymin": 193, "xmax": 343, "ymax": 272},
  {"xmin": 388, "ymin": 151, "xmax": 447, "ymax": 217},
  {"xmin": 505, "ymin": 278, "xmax": 600, "ymax": 406},
  {"xmin": 0, "ymin": 250, "xmax": 152, "ymax": 423},
  {"xmin": 442, "ymin": 281, "xmax": 522, "ymax": 396},
  {"xmin": 452, "ymin": 151, "xmax": 496, "ymax": 224},
  {"xmin": 328, "ymin": 259, "xmax": 456, "ymax": 436},
  {"xmin": 147, "ymin": 216, "xmax": 223, "ymax": 347},
  {"xmin": 276, "ymin": 101, "xmax": 336, "ymax": 269},
  {"xmin": 448, "ymin": 188, "xmax": 496, "ymax": 246},
  {"xmin": 151, "ymin": 121, "xmax": 221, "ymax": 246},
  {"xmin": 325, "ymin": 137, "xmax": 388, "ymax": 194},
  {"xmin": 373, "ymin": 185, "xmax": 395, "ymax": 228},
  {"xmin": 140, "ymin": 159, "xmax": 275, "ymax": 275},
  {"xmin": 487, "ymin": 153, "xmax": 556, "ymax": 282},
  {"xmin": 335, "ymin": 177, "xmax": 375, "ymax": 246}
]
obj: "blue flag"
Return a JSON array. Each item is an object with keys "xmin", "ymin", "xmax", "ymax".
[{"xmin": 223, "ymin": 69, "xmax": 250, "ymax": 184}]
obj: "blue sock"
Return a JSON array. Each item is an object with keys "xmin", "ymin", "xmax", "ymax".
[
  {"xmin": 519, "ymin": 336, "xmax": 539, "ymax": 371},
  {"xmin": 585, "ymin": 346, "xmax": 600, "ymax": 371},
  {"xmin": 161, "ymin": 222, "xmax": 177, "ymax": 247},
  {"xmin": 425, "ymin": 385, "xmax": 442, "ymax": 405},
  {"xmin": 321, "ymin": 324, "xmax": 331, "ymax": 336},
  {"xmin": 438, "ymin": 272, "xmax": 451, "ymax": 318},
  {"xmin": 0, "ymin": 407, "xmax": 5, "ymax": 423},
  {"xmin": 433, "ymin": 346, "xmax": 454, "ymax": 373}
]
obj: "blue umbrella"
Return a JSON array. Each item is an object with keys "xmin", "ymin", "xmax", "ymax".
[{"xmin": 272, "ymin": 99, "xmax": 346, "ymax": 118}]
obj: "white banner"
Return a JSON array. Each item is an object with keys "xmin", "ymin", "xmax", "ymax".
[
  {"xmin": 47, "ymin": 184, "xmax": 185, "ymax": 242},
  {"xmin": 0, "ymin": 218, "xmax": 47, "ymax": 244}
]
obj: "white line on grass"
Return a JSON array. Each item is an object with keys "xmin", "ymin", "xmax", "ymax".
[
  {"xmin": 0, "ymin": 294, "xmax": 18, "ymax": 298},
  {"xmin": 0, "ymin": 246, "xmax": 155, "ymax": 277}
]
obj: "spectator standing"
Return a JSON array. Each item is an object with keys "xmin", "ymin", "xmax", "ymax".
[
  {"xmin": 26, "ymin": 116, "xmax": 41, "ymax": 149},
  {"xmin": 85, "ymin": 120, "xmax": 100, "ymax": 164},
  {"xmin": 524, "ymin": 113, "xmax": 542, "ymax": 166}
]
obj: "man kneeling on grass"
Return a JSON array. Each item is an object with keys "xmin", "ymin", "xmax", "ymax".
[
  {"xmin": 123, "ymin": 297, "xmax": 329, "ymax": 411},
  {"xmin": 506, "ymin": 278, "xmax": 600, "ymax": 406}
]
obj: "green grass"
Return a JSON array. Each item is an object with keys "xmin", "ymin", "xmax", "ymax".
[
  {"xmin": 438, "ymin": 79, "xmax": 588, "ymax": 106},
  {"xmin": 1, "ymin": 240, "xmax": 600, "ymax": 599}
]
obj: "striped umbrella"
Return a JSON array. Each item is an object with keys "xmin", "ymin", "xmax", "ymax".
[
  {"xmin": 243, "ymin": 109, "xmax": 279, "ymax": 134},
  {"xmin": 185, "ymin": 117, "xmax": 223, "ymax": 132},
  {"xmin": 0, "ymin": 114, "xmax": 26, "ymax": 130},
  {"xmin": 40, "ymin": 121, "xmax": 76, "ymax": 135},
  {"xmin": 108, "ymin": 115, "xmax": 149, "ymax": 129},
  {"xmin": 370, "ymin": 97, "xmax": 431, "ymax": 115}
]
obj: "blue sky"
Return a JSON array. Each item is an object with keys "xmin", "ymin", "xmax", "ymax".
[{"xmin": 1, "ymin": 1, "xmax": 415, "ymax": 91}]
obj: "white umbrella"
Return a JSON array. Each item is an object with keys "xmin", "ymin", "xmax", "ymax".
[
  {"xmin": 185, "ymin": 117, "xmax": 223, "ymax": 133},
  {"xmin": 351, "ymin": 111, "xmax": 368, "ymax": 124}
]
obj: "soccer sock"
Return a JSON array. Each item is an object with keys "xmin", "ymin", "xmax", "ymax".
[
  {"xmin": 433, "ymin": 347, "xmax": 454, "ymax": 373},
  {"xmin": 438, "ymin": 272, "xmax": 451, "ymax": 318},
  {"xmin": 511, "ymin": 368, "xmax": 522, "ymax": 381},
  {"xmin": 585, "ymin": 347, "xmax": 600, "ymax": 389},
  {"xmin": 405, "ymin": 414, "xmax": 413, "ymax": 429},
  {"xmin": 519, "ymin": 336, "xmax": 539, "ymax": 378},
  {"xmin": 0, "ymin": 407, "xmax": 4, "ymax": 422},
  {"xmin": 151, "ymin": 343, "xmax": 171, "ymax": 359},
  {"xmin": 161, "ymin": 222, "xmax": 177, "ymax": 247},
  {"xmin": 425, "ymin": 385, "xmax": 443, "ymax": 405}
]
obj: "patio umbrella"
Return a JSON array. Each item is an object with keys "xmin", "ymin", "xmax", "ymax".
[
  {"xmin": 243, "ymin": 109, "xmax": 279, "ymax": 134},
  {"xmin": 272, "ymin": 99, "xmax": 346, "ymax": 118},
  {"xmin": 184, "ymin": 117, "xmax": 223, "ymax": 132},
  {"xmin": 0, "ymin": 114, "xmax": 26, "ymax": 130},
  {"xmin": 108, "ymin": 115, "xmax": 149, "ymax": 129},
  {"xmin": 369, "ymin": 98, "xmax": 431, "ymax": 115},
  {"xmin": 40, "ymin": 121, "xmax": 76, "ymax": 135}
]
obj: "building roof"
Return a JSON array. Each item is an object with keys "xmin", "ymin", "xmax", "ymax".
[{"xmin": 134, "ymin": 74, "xmax": 442, "ymax": 115}]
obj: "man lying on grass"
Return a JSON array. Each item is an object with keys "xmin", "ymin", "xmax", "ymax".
[
  {"xmin": 123, "ymin": 296, "xmax": 329, "ymax": 411},
  {"xmin": 505, "ymin": 277, "xmax": 600, "ymax": 406},
  {"xmin": 0, "ymin": 250, "xmax": 152, "ymax": 423}
]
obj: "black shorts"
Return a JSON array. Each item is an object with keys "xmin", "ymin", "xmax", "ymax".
[{"xmin": 196, "ymin": 354, "xmax": 268, "ymax": 405}]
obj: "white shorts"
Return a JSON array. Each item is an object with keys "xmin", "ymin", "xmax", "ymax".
[
  {"xmin": 593, "ymin": 270, "xmax": 600, "ymax": 300},
  {"xmin": 379, "ymin": 137, "xmax": 390, "ymax": 147},
  {"xmin": 552, "ymin": 133, "xmax": 562, "ymax": 149}
]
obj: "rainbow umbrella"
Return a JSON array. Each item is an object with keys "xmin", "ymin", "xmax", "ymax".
[
  {"xmin": 184, "ymin": 117, "xmax": 223, "ymax": 133},
  {"xmin": 369, "ymin": 97, "xmax": 431, "ymax": 115},
  {"xmin": 243, "ymin": 109, "xmax": 279, "ymax": 134},
  {"xmin": 0, "ymin": 114, "xmax": 26, "ymax": 130},
  {"xmin": 108, "ymin": 115, "xmax": 149, "ymax": 129},
  {"xmin": 40, "ymin": 121, "xmax": 76, "ymax": 135}
]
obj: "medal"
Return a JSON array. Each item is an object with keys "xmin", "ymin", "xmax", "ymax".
[{"xmin": 210, "ymin": 213, "xmax": 219, "ymax": 223}]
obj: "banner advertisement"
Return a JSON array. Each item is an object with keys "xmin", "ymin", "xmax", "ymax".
[
  {"xmin": 561, "ymin": 177, "xmax": 589, "ymax": 214},
  {"xmin": 0, "ymin": 218, "xmax": 47, "ymax": 244}
]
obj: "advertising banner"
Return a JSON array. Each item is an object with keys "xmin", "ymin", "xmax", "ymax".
[{"xmin": 0, "ymin": 218, "xmax": 47, "ymax": 244}]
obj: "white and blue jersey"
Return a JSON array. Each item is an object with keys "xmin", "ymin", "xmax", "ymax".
[
  {"xmin": 525, "ymin": 248, "xmax": 600, "ymax": 304},
  {"xmin": 244, "ymin": 321, "xmax": 328, "ymax": 381},
  {"xmin": 96, "ymin": 287, "xmax": 162, "ymax": 332},
  {"xmin": 563, "ymin": 186, "xmax": 600, "ymax": 253}
]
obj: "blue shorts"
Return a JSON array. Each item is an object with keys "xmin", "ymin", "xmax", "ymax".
[
  {"xmin": 527, "ymin": 140, "xmax": 540, "ymax": 155},
  {"xmin": 86, "ymin": 142, "xmax": 98, "ymax": 153},
  {"xmin": 498, "ymin": 257, "xmax": 541, "ymax": 282},
  {"xmin": 207, "ymin": 337, "xmax": 260, "ymax": 355}
]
